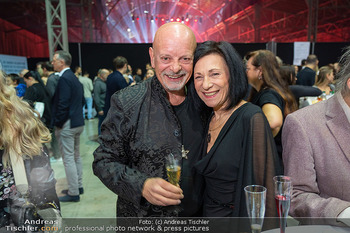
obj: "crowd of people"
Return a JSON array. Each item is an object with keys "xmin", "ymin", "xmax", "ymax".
[{"xmin": 0, "ymin": 21, "xmax": 349, "ymax": 230}]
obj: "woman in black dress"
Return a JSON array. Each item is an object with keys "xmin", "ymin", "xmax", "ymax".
[
  {"xmin": 245, "ymin": 50, "xmax": 297, "ymax": 169},
  {"xmin": 188, "ymin": 41, "xmax": 280, "ymax": 217}
]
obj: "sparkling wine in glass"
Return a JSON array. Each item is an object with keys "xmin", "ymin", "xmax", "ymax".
[
  {"xmin": 165, "ymin": 152, "xmax": 183, "ymax": 214},
  {"xmin": 244, "ymin": 185, "xmax": 267, "ymax": 233},
  {"xmin": 166, "ymin": 164, "xmax": 181, "ymax": 185},
  {"xmin": 165, "ymin": 153, "xmax": 182, "ymax": 186},
  {"xmin": 273, "ymin": 176, "xmax": 292, "ymax": 233}
]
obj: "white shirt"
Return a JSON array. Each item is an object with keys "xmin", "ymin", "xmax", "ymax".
[
  {"xmin": 336, "ymin": 92, "xmax": 350, "ymax": 124},
  {"xmin": 58, "ymin": 67, "xmax": 70, "ymax": 77}
]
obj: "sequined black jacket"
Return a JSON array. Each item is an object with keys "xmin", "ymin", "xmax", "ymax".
[{"xmin": 93, "ymin": 77, "xmax": 204, "ymax": 217}]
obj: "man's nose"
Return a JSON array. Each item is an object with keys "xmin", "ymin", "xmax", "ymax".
[{"xmin": 171, "ymin": 61, "xmax": 182, "ymax": 73}]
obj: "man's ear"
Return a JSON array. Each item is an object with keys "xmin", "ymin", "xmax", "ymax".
[{"xmin": 149, "ymin": 47, "xmax": 155, "ymax": 69}]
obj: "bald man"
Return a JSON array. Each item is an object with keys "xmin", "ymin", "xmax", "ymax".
[{"xmin": 93, "ymin": 22, "xmax": 206, "ymax": 217}]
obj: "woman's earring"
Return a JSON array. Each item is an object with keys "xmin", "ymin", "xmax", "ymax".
[{"xmin": 258, "ymin": 76, "xmax": 262, "ymax": 80}]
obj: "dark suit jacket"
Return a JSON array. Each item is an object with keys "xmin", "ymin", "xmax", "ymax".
[
  {"xmin": 51, "ymin": 69, "xmax": 85, "ymax": 128},
  {"xmin": 282, "ymin": 93, "xmax": 350, "ymax": 222},
  {"xmin": 296, "ymin": 67, "xmax": 316, "ymax": 86},
  {"xmin": 103, "ymin": 70, "xmax": 128, "ymax": 115}
]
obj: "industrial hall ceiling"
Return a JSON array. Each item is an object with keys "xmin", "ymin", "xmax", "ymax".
[{"xmin": 0, "ymin": 0, "xmax": 349, "ymax": 44}]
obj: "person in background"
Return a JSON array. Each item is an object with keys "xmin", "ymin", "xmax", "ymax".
[
  {"xmin": 293, "ymin": 65, "xmax": 299, "ymax": 75},
  {"xmin": 41, "ymin": 61, "xmax": 62, "ymax": 162},
  {"xmin": 74, "ymin": 66, "xmax": 82, "ymax": 78},
  {"xmin": 123, "ymin": 64, "xmax": 135, "ymax": 85},
  {"xmin": 93, "ymin": 68, "xmax": 109, "ymax": 135},
  {"xmin": 280, "ymin": 65, "xmax": 297, "ymax": 86},
  {"xmin": 189, "ymin": 41, "xmax": 279, "ymax": 217},
  {"xmin": 144, "ymin": 63, "xmax": 153, "ymax": 79},
  {"xmin": 5, "ymin": 73, "xmax": 26, "ymax": 97},
  {"xmin": 245, "ymin": 50, "xmax": 297, "ymax": 171},
  {"xmin": 42, "ymin": 61, "xmax": 60, "ymax": 99},
  {"xmin": 0, "ymin": 70, "xmax": 59, "ymax": 230},
  {"xmin": 279, "ymin": 65, "xmax": 322, "ymax": 107},
  {"xmin": 103, "ymin": 56, "xmax": 129, "ymax": 116},
  {"xmin": 79, "ymin": 71, "xmax": 94, "ymax": 120},
  {"xmin": 36, "ymin": 61, "xmax": 48, "ymax": 85},
  {"xmin": 22, "ymin": 70, "xmax": 52, "ymax": 128},
  {"xmin": 300, "ymin": 59, "xmax": 307, "ymax": 70},
  {"xmin": 282, "ymin": 46, "xmax": 350, "ymax": 226},
  {"xmin": 314, "ymin": 65, "xmax": 335, "ymax": 95},
  {"xmin": 296, "ymin": 54, "xmax": 319, "ymax": 86},
  {"xmin": 51, "ymin": 50, "xmax": 85, "ymax": 202},
  {"xmin": 5, "ymin": 73, "xmax": 17, "ymax": 86},
  {"xmin": 144, "ymin": 68, "xmax": 155, "ymax": 80},
  {"xmin": 19, "ymin": 69, "xmax": 29, "ymax": 79},
  {"xmin": 145, "ymin": 63, "xmax": 152, "ymax": 71},
  {"xmin": 36, "ymin": 62, "xmax": 44, "ymax": 77},
  {"xmin": 134, "ymin": 68, "xmax": 143, "ymax": 83},
  {"xmin": 93, "ymin": 22, "xmax": 205, "ymax": 217}
]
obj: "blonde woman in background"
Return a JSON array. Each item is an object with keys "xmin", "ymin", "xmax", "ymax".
[
  {"xmin": 0, "ymin": 71, "xmax": 59, "ymax": 230},
  {"xmin": 314, "ymin": 65, "xmax": 335, "ymax": 95}
]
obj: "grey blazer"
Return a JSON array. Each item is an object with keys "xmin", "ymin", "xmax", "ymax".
[{"xmin": 282, "ymin": 94, "xmax": 350, "ymax": 220}]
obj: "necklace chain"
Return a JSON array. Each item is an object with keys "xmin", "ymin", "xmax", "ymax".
[
  {"xmin": 207, "ymin": 106, "xmax": 240, "ymax": 143},
  {"xmin": 207, "ymin": 112, "xmax": 231, "ymax": 143},
  {"xmin": 208, "ymin": 110, "xmax": 234, "ymax": 132},
  {"xmin": 208, "ymin": 118, "xmax": 228, "ymax": 132}
]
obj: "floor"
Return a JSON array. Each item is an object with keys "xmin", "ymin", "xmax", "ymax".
[{"xmin": 50, "ymin": 118, "xmax": 117, "ymax": 218}]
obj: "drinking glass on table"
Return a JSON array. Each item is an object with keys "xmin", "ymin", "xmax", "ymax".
[
  {"xmin": 273, "ymin": 176, "xmax": 292, "ymax": 233},
  {"xmin": 244, "ymin": 185, "xmax": 267, "ymax": 233}
]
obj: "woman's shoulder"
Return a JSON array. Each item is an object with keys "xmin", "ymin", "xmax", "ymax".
[
  {"xmin": 254, "ymin": 88, "xmax": 284, "ymax": 107},
  {"xmin": 238, "ymin": 102, "xmax": 264, "ymax": 118},
  {"xmin": 260, "ymin": 88, "xmax": 282, "ymax": 98}
]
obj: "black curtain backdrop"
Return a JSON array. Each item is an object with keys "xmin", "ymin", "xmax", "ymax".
[{"xmin": 28, "ymin": 42, "xmax": 350, "ymax": 79}]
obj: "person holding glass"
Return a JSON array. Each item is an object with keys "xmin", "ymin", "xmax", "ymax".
[
  {"xmin": 93, "ymin": 22, "xmax": 206, "ymax": 217},
  {"xmin": 282, "ymin": 46, "xmax": 350, "ymax": 226},
  {"xmin": 188, "ymin": 41, "xmax": 280, "ymax": 217}
]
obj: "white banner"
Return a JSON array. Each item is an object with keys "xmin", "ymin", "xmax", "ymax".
[
  {"xmin": 0, "ymin": 54, "xmax": 28, "ymax": 74},
  {"xmin": 293, "ymin": 42, "xmax": 310, "ymax": 66}
]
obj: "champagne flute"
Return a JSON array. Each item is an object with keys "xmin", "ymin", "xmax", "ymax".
[
  {"xmin": 244, "ymin": 185, "xmax": 267, "ymax": 233},
  {"xmin": 165, "ymin": 152, "xmax": 183, "ymax": 214},
  {"xmin": 165, "ymin": 153, "xmax": 182, "ymax": 186},
  {"xmin": 273, "ymin": 176, "xmax": 292, "ymax": 233}
]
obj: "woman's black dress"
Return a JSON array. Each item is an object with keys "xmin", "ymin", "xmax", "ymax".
[{"xmin": 194, "ymin": 103, "xmax": 280, "ymax": 217}]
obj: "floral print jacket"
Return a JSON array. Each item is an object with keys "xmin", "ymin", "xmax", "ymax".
[{"xmin": 0, "ymin": 159, "xmax": 16, "ymax": 202}]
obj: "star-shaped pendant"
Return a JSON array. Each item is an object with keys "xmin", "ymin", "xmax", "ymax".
[{"xmin": 181, "ymin": 145, "xmax": 189, "ymax": 159}]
